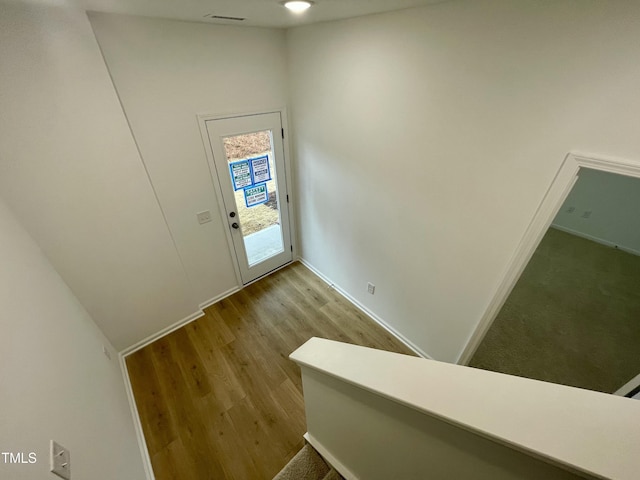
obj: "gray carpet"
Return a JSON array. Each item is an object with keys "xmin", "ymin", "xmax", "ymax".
[
  {"xmin": 273, "ymin": 444, "xmax": 343, "ymax": 480},
  {"xmin": 470, "ymin": 227, "xmax": 640, "ymax": 394}
]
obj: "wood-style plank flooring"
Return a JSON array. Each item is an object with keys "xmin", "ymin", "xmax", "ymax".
[{"xmin": 126, "ymin": 262, "xmax": 415, "ymax": 480}]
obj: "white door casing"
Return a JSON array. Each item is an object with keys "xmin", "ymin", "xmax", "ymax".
[
  {"xmin": 458, "ymin": 153, "xmax": 640, "ymax": 365},
  {"xmin": 201, "ymin": 111, "xmax": 293, "ymax": 285}
]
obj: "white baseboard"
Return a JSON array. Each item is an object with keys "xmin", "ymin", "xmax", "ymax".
[
  {"xmin": 117, "ymin": 311, "xmax": 205, "ymax": 480},
  {"xmin": 614, "ymin": 373, "xmax": 640, "ymax": 398},
  {"xmin": 119, "ymin": 352, "xmax": 156, "ymax": 480},
  {"xmin": 118, "ymin": 261, "xmax": 428, "ymax": 480},
  {"xmin": 304, "ymin": 432, "xmax": 358, "ymax": 480},
  {"xmin": 119, "ymin": 286, "xmax": 240, "ymax": 357},
  {"xmin": 298, "ymin": 258, "xmax": 432, "ymax": 360},
  {"xmin": 199, "ymin": 286, "xmax": 241, "ymax": 310},
  {"xmin": 117, "ymin": 285, "xmax": 240, "ymax": 479},
  {"xmin": 550, "ymin": 224, "xmax": 640, "ymax": 257},
  {"xmin": 119, "ymin": 310, "xmax": 204, "ymax": 357}
]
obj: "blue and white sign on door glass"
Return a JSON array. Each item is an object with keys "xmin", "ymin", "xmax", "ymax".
[
  {"xmin": 244, "ymin": 183, "xmax": 269, "ymax": 208},
  {"xmin": 250, "ymin": 155, "xmax": 272, "ymax": 184},
  {"xmin": 229, "ymin": 160, "xmax": 252, "ymax": 190}
]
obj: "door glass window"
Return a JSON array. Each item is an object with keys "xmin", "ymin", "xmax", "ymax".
[{"xmin": 223, "ymin": 130, "xmax": 284, "ymax": 266}]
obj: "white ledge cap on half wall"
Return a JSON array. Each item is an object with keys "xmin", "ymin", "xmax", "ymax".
[{"xmin": 290, "ymin": 337, "xmax": 640, "ymax": 480}]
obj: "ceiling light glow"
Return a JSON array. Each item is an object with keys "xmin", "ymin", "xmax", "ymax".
[{"xmin": 283, "ymin": 1, "xmax": 313, "ymax": 13}]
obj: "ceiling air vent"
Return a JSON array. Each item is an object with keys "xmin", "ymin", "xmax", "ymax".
[{"xmin": 203, "ymin": 14, "xmax": 246, "ymax": 21}]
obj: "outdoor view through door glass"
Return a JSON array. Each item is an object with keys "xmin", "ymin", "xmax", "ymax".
[{"xmin": 223, "ymin": 130, "xmax": 284, "ymax": 266}]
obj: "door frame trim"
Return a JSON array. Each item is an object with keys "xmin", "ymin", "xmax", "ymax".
[
  {"xmin": 197, "ymin": 107, "xmax": 297, "ymax": 287},
  {"xmin": 457, "ymin": 152, "xmax": 640, "ymax": 365}
]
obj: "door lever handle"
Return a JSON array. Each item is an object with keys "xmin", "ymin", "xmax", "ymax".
[{"xmin": 231, "ymin": 222, "xmax": 239, "ymax": 229}]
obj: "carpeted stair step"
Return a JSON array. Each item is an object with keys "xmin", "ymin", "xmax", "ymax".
[
  {"xmin": 322, "ymin": 468, "xmax": 343, "ymax": 480},
  {"xmin": 273, "ymin": 444, "xmax": 344, "ymax": 480}
]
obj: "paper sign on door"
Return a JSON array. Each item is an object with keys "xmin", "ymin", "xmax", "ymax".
[
  {"xmin": 244, "ymin": 183, "xmax": 269, "ymax": 208},
  {"xmin": 250, "ymin": 155, "xmax": 272, "ymax": 184},
  {"xmin": 229, "ymin": 160, "xmax": 252, "ymax": 190}
]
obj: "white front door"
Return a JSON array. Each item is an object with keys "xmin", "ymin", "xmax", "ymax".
[{"xmin": 205, "ymin": 112, "xmax": 293, "ymax": 284}]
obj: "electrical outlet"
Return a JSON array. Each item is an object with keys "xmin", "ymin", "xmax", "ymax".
[
  {"xmin": 197, "ymin": 210, "xmax": 212, "ymax": 224},
  {"xmin": 367, "ymin": 282, "xmax": 375, "ymax": 295},
  {"xmin": 50, "ymin": 441, "xmax": 70, "ymax": 480}
]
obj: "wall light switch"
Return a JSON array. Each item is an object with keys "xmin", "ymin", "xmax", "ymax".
[
  {"xmin": 50, "ymin": 441, "xmax": 70, "ymax": 480},
  {"xmin": 367, "ymin": 283, "xmax": 375, "ymax": 295},
  {"xmin": 197, "ymin": 210, "xmax": 212, "ymax": 225}
]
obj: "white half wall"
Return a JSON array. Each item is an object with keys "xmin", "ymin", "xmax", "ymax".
[
  {"xmin": 0, "ymin": 199, "xmax": 146, "ymax": 479},
  {"xmin": 287, "ymin": 0, "xmax": 640, "ymax": 362},
  {"xmin": 89, "ymin": 13, "xmax": 289, "ymax": 304},
  {"xmin": 553, "ymin": 169, "xmax": 640, "ymax": 255},
  {"xmin": 0, "ymin": 1, "xmax": 196, "ymax": 350},
  {"xmin": 292, "ymin": 338, "xmax": 640, "ymax": 480}
]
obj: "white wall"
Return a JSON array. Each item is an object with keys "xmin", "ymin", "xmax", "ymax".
[
  {"xmin": 287, "ymin": 0, "xmax": 640, "ymax": 362},
  {"xmin": 0, "ymin": 1, "xmax": 196, "ymax": 350},
  {"xmin": 0, "ymin": 199, "xmax": 146, "ymax": 479},
  {"xmin": 89, "ymin": 13, "xmax": 289, "ymax": 304},
  {"xmin": 553, "ymin": 169, "xmax": 640, "ymax": 255}
]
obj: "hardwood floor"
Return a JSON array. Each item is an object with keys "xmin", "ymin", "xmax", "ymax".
[{"xmin": 126, "ymin": 261, "xmax": 415, "ymax": 480}]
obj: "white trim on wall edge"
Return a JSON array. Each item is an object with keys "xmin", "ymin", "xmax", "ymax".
[
  {"xmin": 298, "ymin": 258, "xmax": 432, "ymax": 360},
  {"xmin": 457, "ymin": 152, "xmax": 640, "ymax": 366},
  {"xmin": 304, "ymin": 432, "xmax": 358, "ymax": 480},
  {"xmin": 550, "ymin": 224, "xmax": 640, "ymax": 257}
]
